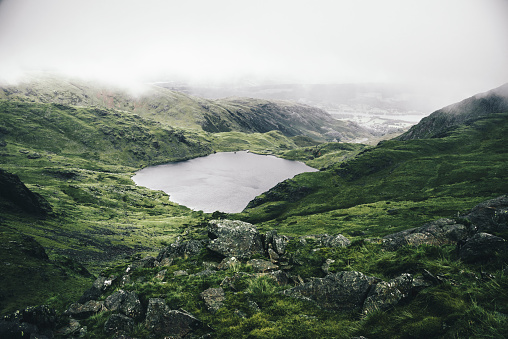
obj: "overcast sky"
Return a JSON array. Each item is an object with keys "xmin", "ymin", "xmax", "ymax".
[{"xmin": 0, "ymin": 0, "xmax": 507, "ymax": 107}]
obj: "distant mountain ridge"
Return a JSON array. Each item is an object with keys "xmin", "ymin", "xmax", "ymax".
[
  {"xmin": 396, "ymin": 83, "xmax": 508, "ymax": 140},
  {"xmin": 0, "ymin": 74, "xmax": 374, "ymax": 142}
]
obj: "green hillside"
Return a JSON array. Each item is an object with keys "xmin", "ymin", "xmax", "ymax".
[{"xmin": 0, "ymin": 84, "xmax": 507, "ymax": 338}]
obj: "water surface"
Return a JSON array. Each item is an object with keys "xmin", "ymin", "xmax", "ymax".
[{"xmin": 132, "ymin": 151, "xmax": 317, "ymax": 213}]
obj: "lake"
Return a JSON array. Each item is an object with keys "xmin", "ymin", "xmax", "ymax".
[{"xmin": 132, "ymin": 151, "xmax": 318, "ymax": 213}]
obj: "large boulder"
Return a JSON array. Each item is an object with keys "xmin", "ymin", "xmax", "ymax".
[
  {"xmin": 145, "ymin": 298, "xmax": 204, "ymax": 337},
  {"xmin": 458, "ymin": 232, "xmax": 508, "ymax": 262},
  {"xmin": 207, "ymin": 220, "xmax": 264, "ymax": 259},
  {"xmin": 104, "ymin": 289, "xmax": 143, "ymax": 319},
  {"xmin": 104, "ymin": 314, "xmax": 134, "ymax": 336},
  {"xmin": 157, "ymin": 240, "xmax": 207, "ymax": 262},
  {"xmin": 383, "ymin": 218, "xmax": 468, "ymax": 251},
  {"xmin": 464, "ymin": 195, "xmax": 508, "ymax": 233},
  {"xmin": 282, "ymin": 271, "xmax": 379, "ymax": 312}
]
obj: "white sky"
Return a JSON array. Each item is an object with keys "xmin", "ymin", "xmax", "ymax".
[{"xmin": 0, "ymin": 0, "xmax": 507, "ymax": 106}]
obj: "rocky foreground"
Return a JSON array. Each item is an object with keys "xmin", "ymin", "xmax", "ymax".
[{"xmin": 1, "ymin": 196, "xmax": 507, "ymax": 338}]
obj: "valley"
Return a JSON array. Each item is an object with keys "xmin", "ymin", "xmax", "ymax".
[{"xmin": 0, "ymin": 78, "xmax": 507, "ymax": 338}]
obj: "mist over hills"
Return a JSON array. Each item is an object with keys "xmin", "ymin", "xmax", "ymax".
[
  {"xmin": 397, "ymin": 83, "xmax": 508, "ymax": 140},
  {"xmin": 0, "ymin": 74, "xmax": 376, "ymax": 142}
]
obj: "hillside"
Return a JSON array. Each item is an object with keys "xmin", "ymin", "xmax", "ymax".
[
  {"xmin": 396, "ymin": 83, "xmax": 508, "ymax": 140},
  {"xmin": 0, "ymin": 85, "xmax": 507, "ymax": 338},
  {"xmin": 0, "ymin": 74, "xmax": 374, "ymax": 142}
]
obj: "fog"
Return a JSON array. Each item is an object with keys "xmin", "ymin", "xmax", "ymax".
[{"xmin": 0, "ymin": 0, "xmax": 507, "ymax": 109}]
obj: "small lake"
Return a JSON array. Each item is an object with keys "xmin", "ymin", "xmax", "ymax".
[{"xmin": 132, "ymin": 151, "xmax": 318, "ymax": 213}]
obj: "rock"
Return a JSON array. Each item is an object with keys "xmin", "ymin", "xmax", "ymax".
[
  {"xmin": 202, "ymin": 261, "xmax": 218, "ymax": 270},
  {"xmin": 383, "ymin": 218, "xmax": 468, "ymax": 251},
  {"xmin": 157, "ymin": 240, "xmax": 206, "ymax": 261},
  {"xmin": 79, "ymin": 275, "xmax": 117, "ymax": 303},
  {"xmin": 282, "ymin": 271, "xmax": 379, "ymax": 312},
  {"xmin": 156, "ymin": 257, "xmax": 173, "ymax": 267},
  {"xmin": 174, "ymin": 270, "xmax": 189, "ymax": 276},
  {"xmin": 464, "ymin": 195, "xmax": 508, "ymax": 233},
  {"xmin": 104, "ymin": 290, "xmax": 143, "ymax": 319},
  {"xmin": 0, "ymin": 305, "xmax": 57, "ymax": 339},
  {"xmin": 458, "ymin": 232, "xmax": 508, "ymax": 262},
  {"xmin": 104, "ymin": 314, "xmax": 134, "ymax": 336},
  {"xmin": 268, "ymin": 248, "xmax": 280, "ymax": 261},
  {"xmin": 125, "ymin": 256, "xmax": 156, "ymax": 273},
  {"xmin": 200, "ymin": 287, "xmax": 225, "ymax": 313},
  {"xmin": 208, "ymin": 219, "xmax": 264, "ymax": 259},
  {"xmin": 64, "ymin": 300, "xmax": 106, "ymax": 319},
  {"xmin": 145, "ymin": 298, "xmax": 204, "ymax": 337},
  {"xmin": 217, "ymin": 256, "xmax": 241, "ymax": 270},
  {"xmin": 320, "ymin": 234, "xmax": 351, "ymax": 248},
  {"xmin": 220, "ymin": 272, "xmax": 252, "ymax": 290},
  {"xmin": 55, "ymin": 318, "xmax": 83, "ymax": 337},
  {"xmin": 247, "ymin": 259, "xmax": 279, "ymax": 272},
  {"xmin": 362, "ymin": 274, "xmax": 413, "ymax": 315},
  {"xmin": 155, "ymin": 269, "xmax": 167, "ymax": 280}
]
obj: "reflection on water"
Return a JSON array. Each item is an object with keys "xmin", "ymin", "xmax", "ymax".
[{"xmin": 132, "ymin": 151, "xmax": 318, "ymax": 213}]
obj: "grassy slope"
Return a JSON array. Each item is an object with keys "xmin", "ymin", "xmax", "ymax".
[
  {"xmin": 0, "ymin": 99, "xmax": 323, "ymax": 316},
  {"xmin": 238, "ymin": 112, "xmax": 508, "ymax": 239}
]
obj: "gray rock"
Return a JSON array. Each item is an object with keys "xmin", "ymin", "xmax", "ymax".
[
  {"xmin": 64, "ymin": 300, "xmax": 106, "ymax": 319},
  {"xmin": 145, "ymin": 298, "xmax": 203, "ymax": 337},
  {"xmin": 55, "ymin": 318, "xmax": 83, "ymax": 337},
  {"xmin": 464, "ymin": 195, "xmax": 508, "ymax": 233},
  {"xmin": 79, "ymin": 275, "xmax": 117, "ymax": 303},
  {"xmin": 104, "ymin": 290, "xmax": 143, "ymax": 319},
  {"xmin": 282, "ymin": 271, "xmax": 379, "ymax": 312},
  {"xmin": 247, "ymin": 259, "xmax": 279, "ymax": 272},
  {"xmin": 362, "ymin": 274, "xmax": 413, "ymax": 315},
  {"xmin": 321, "ymin": 234, "xmax": 352, "ymax": 248},
  {"xmin": 174, "ymin": 270, "xmax": 189, "ymax": 276},
  {"xmin": 104, "ymin": 314, "xmax": 134, "ymax": 336},
  {"xmin": 207, "ymin": 219, "xmax": 264, "ymax": 259},
  {"xmin": 459, "ymin": 232, "xmax": 508, "ymax": 262},
  {"xmin": 383, "ymin": 218, "xmax": 468, "ymax": 251},
  {"xmin": 322, "ymin": 258, "xmax": 335, "ymax": 274},
  {"xmin": 272, "ymin": 234, "xmax": 290, "ymax": 254},
  {"xmin": 217, "ymin": 256, "xmax": 241, "ymax": 270},
  {"xmin": 157, "ymin": 240, "xmax": 206, "ymax": 261},
  {"xmin": 200, "ymin": 287, "xmax": 225, "ymax": 313},
  {"xmin": 155, "ymin": 269, "xmax": 167, "ymax": 280}
]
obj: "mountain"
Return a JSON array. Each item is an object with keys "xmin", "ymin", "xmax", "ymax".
[
  {"xmin": 396, "ymin": 83, "xmax": 508, "ymax": 140},
  {"xmin": 0, "ymin": 74, "xmax": 374, "ymax": 142}
]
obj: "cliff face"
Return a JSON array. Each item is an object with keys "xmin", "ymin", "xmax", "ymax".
[{"xmin": 396, "ymin": 83, "xmax": 508, "ymax": 140}]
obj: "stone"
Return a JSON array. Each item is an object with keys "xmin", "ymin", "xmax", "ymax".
[
  {"xmin": 464, "ymin": 195, "xmax": 508, "ymax": 233},
  {"xmin": 55, "ymin": 318, "xmax": 83, "ymax": 337},
  {"xmin": 174, "ymin": 270, "xmax": 189, "ymax": 276},
  {"xmin": 157, "ymin": 257, "xmax": 174, "ymax": 267},
  {"xmin": 79, "ymin": 275, "xmax": 117, "ymax": 303},
  {"xmin": 207, "ymin": 219, "xmax": 264, "ymax": 259},
  {"xmin": 383, "ymin": 218, "xmax": 468, "ymax": 251},
  {"xmin": 247, "ymin": 259, "xmax": 279, "ymax": 272},
  {"xmin": 145, "ymin": 298, "xmax": 204, "ymax": 337},
  {"xmin": 155, "ymin": 269, "xmax": 167, "ymax": 280},
  {"xmin": 104, "ymin": 290, "xmax": 143, "ymax": 319},
  {"xmin": 458, "ymin": 232, "xmax": 508, "ymax": 262},
  {"xmin": 104, "ymin": 314, "xmax": 134, "ymax": 336},
  {"xmin": 282, "ymin": 271, "xmax": 379, "ymax": 312},
  {"xmin": 322, "ymin": 258, "xmax": 335, "ymax": 274},
  {"xmin": 157, "ymin": 240, "xmax": 206, "ymax": 261},
  {"xmin": 320, "ymin": 234, "xmax": 351, "ymax": 248},
  {"xmin": 0, "ymin": 305, "xmax": 57, "ymax": 339},
  {"xmin": 64, "ymin": 300, "xmax": 106, "ymax": 319},
  {"xmin": 272, "ymin": 234, "xmax": 289, "ymax": 254},
  {"xmin": 362, "ymin": 274, "xmax": 413, "ymax": 315},
  {"xmin": 217, "ymin": 256, "xmax": 241, "ymax": 270},
  {"xmin": 200, "ymin": 287, "xmax": 225, "ymax": 313}
]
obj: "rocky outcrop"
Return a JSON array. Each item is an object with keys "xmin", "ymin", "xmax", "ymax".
[
  {"xmin": 463, "ymin": 195, "xmax": 508, "ymax": 233},
  {"xmin": 104, "ymin": 289, "xmax": 143, "ymax": 319},
  {"xmin": 299, "ymin": 233, "xmax": 352, "ymax": 248},
  {"xmin": 362, "ymin": 274, "xmax": 413, "ymax": 315},
  {"xmin": 145, "ymin": 298, "xmax": 205, "ymax": 337},
  {"xmin": 283, "ymin": 271, "xmax": 379, "ymax": 312},
  {"xmin": 0, "ymin": 305, "xmax": 57, "ymax": 339},
  {"xmin": 157, "ymin": 239, "xmax": 207, "ymax": 262},
  {"xmin": 64, "ymin": 300, "xmax": 106, "ymax": 319},
  {"xmin": 247, "ymin": 259, "xmax": 279, "ymax": 273},
  {"xmin": 207, "ymin": 219, "xmax": 264, "ymax": 259},
  {"xmin": 383, "ymin": 218, "xmax": 468, "ymax": 251},
  {"xmin": 104, "ymin": 313, "xmax": 134, "ymax": 336},
  {"xmin": 458, "ymin": 232, "xmax": 508, "ymax": 262}
]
